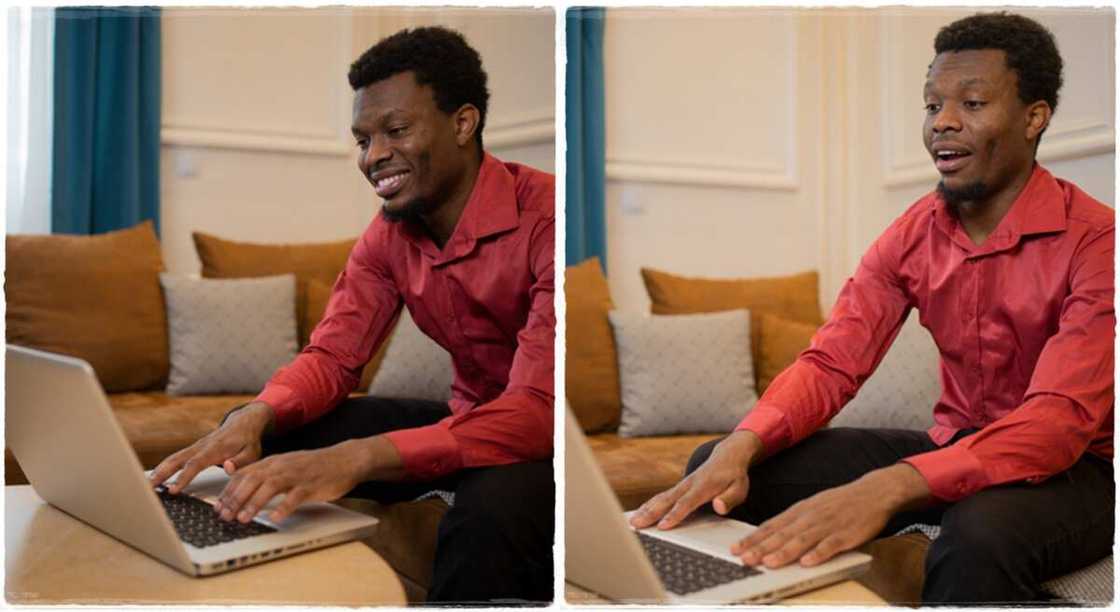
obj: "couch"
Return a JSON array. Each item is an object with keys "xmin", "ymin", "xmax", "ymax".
[
  {"xmin": 564, "ymin": 257, "xmax": 1112, "ymax": 606},
  {"xmin": 5, "ymin": 222, "xmax": 447, "ymax": 602}
]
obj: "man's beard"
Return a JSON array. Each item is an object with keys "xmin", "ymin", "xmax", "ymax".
[
  {"xmin": 937, "ymin": 180, "xmax": 989, "ymax": 210},
  {"xmin": 380, "ymin": 197, "xmax": 437, "ymax": 224}
]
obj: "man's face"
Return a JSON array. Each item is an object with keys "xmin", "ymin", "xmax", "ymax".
[
  {"xmin": 351, "ymin": 71, "xmax": 466, "ymax": 221},
  {"xmin": 922, "ymin": 49, "xmax": 1038, "ymax": 206}
]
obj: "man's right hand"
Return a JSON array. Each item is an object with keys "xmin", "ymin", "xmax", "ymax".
[
  {"xmin": 629, "ymin": 430, "xmax": 763, "ymax": 530},
  {"xmin": 149, "ymin": 401, "xmax": 276, "ymax": 493}
]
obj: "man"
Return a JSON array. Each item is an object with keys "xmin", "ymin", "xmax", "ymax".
[
  {"xmin": 632, "ymin": 13, "xmax": 1113, "ymax": 604},
  {"xmin": 150, "ymin": 27, "xmax": 554, "ymax": 604}
]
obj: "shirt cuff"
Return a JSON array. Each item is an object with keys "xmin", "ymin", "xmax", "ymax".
[
  {"xmin": 902, "ymin": 444, "xmax": 989, "ymax": 502},
  {"xmin": 254, "ymin": 385, "xmax": 302, "ymax": 433},
  {"xmin": 383, "ymin": 421, "xmax": 463, "ymax": 480},
  {"xmin": 735, "ymin": 403, "xmax": 793, "ymax": 456}
]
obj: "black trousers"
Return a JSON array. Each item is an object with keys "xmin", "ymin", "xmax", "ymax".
[
  {"xmin": 259, "ymin": 396, "xmax": 554, "ymax": 605},
  {"xmin": 687, "ymin": 427, "xmax": 1114, "ymax": 605}
]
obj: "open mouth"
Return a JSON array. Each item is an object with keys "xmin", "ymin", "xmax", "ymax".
[
  {"xmin": 933, "ymin": 149, "xmax": 971, "ymax": 173},
  {"xmin": 373, "ymin": 170, "xmax": 410, "ymax": 199}
]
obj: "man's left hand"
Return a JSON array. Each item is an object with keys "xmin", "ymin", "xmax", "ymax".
[
  {"xmin": 214, "ymin": 436, "xmax": 402, "ymax": 523},
  {"xmin": 732, "ymin": 463, "xmax": 930, "ymax": 568}
]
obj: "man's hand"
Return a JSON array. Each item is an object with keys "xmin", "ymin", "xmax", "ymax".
[
  {"xmin": 214, "ymin": 435, "xmax": 403, "ymax": 524},
  {"xmin": 732, "ymin": 463, "xmax": 931, "ymax": 568},
  {"xmin": 149, "ymin": 401, "xmax": 275, "ymax": 493},
  {"xmin": 630, "ymin": 431, "xmax": 764, "ymax": 530}
]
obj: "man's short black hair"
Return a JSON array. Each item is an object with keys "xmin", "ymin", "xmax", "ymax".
[
  {"xmin": 348, "ymin": 26, "xmax": 490, "ymax": 149},
  {"xmin": 934, "ymin": 12, "xmax": 1063, "ymax": 115}
]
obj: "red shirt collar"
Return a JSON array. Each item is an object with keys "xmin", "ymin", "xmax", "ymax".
[
  {"xmin": 931, "ymin": 164, "xmax": 1068, "ymax": 255},
  {"xmin": 399, "ymin": 152, "xmax": 520, "ymax": 263}
]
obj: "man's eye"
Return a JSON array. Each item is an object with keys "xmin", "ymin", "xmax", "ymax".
[
  {"xmin": 388, "ymin": 126, "xmax": 408, "ymax": 137},
  {"xmin": 964, "ymin": 100, "xmax": 986, "ymax": 110},
  {"xmin": 924, "ymin": 103, "xmax": 941, "ymax": 114},
  {"xmin": 355, "ymin": 139, "xmax": 369, "ymax": 149}
]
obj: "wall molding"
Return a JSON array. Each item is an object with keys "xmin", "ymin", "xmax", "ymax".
[
  {"xmin": 486, "ymin": 108, "xmax": 555, "ymax": 149},
  {"xmin": 605, "ymin": 158, "xmax": 798, "ymax": 190}
]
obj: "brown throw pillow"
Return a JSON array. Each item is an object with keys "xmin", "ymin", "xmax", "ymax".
[
  {"xmin": 192, "ymin": 232, "xmax": 357, "ymax": 346},
  {"xmin": 641, "ymin": 267, "xmax": 824, "ymax": 391},
  {"xmin": 6, "ymin": 221, "xmax": 169, "ymax": 391},
  {"xmin": 754, "ymin": 313, "xmax": 819, "ymax": 394},
  {"xmin": 565, "ymin": 257, "xmax": 622, "ymax": 433},
  {"xmin": 304, "ymin": 279, "xmax": 394, "ymax": 391}
]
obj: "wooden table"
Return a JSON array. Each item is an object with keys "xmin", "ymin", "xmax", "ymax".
[
  {"xmin": 565, "ymin": 578, "xmax": 887, "ymax": 605},
  {"xmin": 5, "ymin": 485, "xmax": 407, "ymax": 605}
]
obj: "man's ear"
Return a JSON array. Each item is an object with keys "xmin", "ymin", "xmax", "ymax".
[
  {"xmin": 453, "ymin": 104, "xmax": 481, "ymax": 147},
  {"xmin": 1025, "ymin": 100, "xmax": 1052, "ymax": 143}
]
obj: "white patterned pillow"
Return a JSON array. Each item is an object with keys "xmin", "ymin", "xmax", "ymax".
[
  {"xmin": 609, "ymin": 309, "xmax": 759, "ymax": 437},
  {"xmin": 368, "ymin": 308, "xmax": 454, "ymax": 402},
  {"xmin": 160, "ymin": 274, "xmax": 298, "ymax": 395},
  {"xmin": 829, "ymin": 312, "xmax": 939, "ymax": 430}
]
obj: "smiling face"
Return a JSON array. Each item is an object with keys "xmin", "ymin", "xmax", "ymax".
[
  {"xmin": 922, "ymin": 49, "xmax": 1049, "ymax": 209},
  {"xmin": 351, "ymin": 71, "xmax": 478, "ymax": 222}
]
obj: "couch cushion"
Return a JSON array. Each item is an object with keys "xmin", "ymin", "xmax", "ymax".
[
  {"xmin": 368, "ymin": 309, "xmax": 454, "ymax": 402},
  {"xmin": 609, "ymin": 310, "xmax": 757, "ymax": 437},
  {"xmin": 162, "ymin": 274, "xmax": 299, "ymax": 395},
  {"xmin": 192, "ymin": 231, "xmax": 356, "ymax": 347},
  {"xmin": 755, "ymin": 313, "xmax": 818, "ymax": 394},
  {"xmin": 565, "ymin": 258, "xmax": 622, "ymax": 433},
  {"xmin": 110, "ymin": 392, "xmax": 257, "ymax": 470},
  {"xmin": 642, "ymin": 268, "xmax": 823, "ymax": 392},
  {"xmin": 588, "ymin": 432, "xmax": 722, "ymax": 510},
  {"xmin": 6, "ymin": 221, "xmax": 169, "ymax": 391}
]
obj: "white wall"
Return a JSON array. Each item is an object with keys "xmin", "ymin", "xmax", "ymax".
[
  {"xmin": 160, "ymin": 7, "xmax": 555, "ymax": 274},
  {"xmin": 602, "ymin": 8, "xmax": 1114, "ymax": 313}
]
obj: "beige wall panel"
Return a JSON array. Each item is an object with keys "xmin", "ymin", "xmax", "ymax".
[
  {"xmin": 605, "ymin": 10, "xmax": 796, "ymax": 184},
  {"xmin": 603, "ymin": 10, "xmax": 815, "ymax": 312},
  {"xmin": 160, "ymin": 8, "xmax": 554, "ymax": 274}
]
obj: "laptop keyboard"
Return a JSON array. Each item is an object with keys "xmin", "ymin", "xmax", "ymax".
[
  {"xmin": 157, "ymin": 487, "xmax": 276, "ymax": 548},
  {"xmin": 637, "ymin": 531, "xmax": 762, "ymax": 596}
]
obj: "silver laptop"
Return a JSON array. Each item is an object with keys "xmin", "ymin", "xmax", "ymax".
[
  {"xmin": 565, "ymin": 408, "xmax": 871, "ymax": 604},
  {"xmin": 6, "ymin": 344, "xmax": 379, "ymax": 576}
]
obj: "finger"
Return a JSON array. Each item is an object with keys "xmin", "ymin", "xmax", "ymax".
[
  {"xmin": 150, "ymin": 448, "xmax": 192, "ymax": 487},
  {"xmin": 761, "ymin": 528, "xmax": 820, "ymax": 569},
  {"xmin": 630, "ymin": 486, "xmax": 687, "ymax": 528},
  {"xmin": 801, "ymin": 533, "xmax": 855, "ymax": 567},
  {"xmin": 168, "ymin": 450, "xmax": 220, "ymax": 494},
  {"xmin": 237, "ymin": 480, "xmax": 283, "ymax": 523},
  {"xmin": 712, "ymin": 477, "xmax": 748, "ymax": 515},
  {"xmin": 224, "ymin": 445, "xmax": 259, "ymax": 473},
  {"xmin": 270, "ymin": 488, "xmax": 309, "ymax": 523},
  {"xmin": 219, "ymin": 471, "xmax": 264, "ymax": 521},
  {"xmin": 732, "ymin": 505, "xmax": 801, "ymax": 554},
  {"xmin": 658, "ymin": 481, "xmax": 721, "ymax": 529}
]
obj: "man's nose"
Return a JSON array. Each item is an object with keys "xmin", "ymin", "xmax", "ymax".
[
  {"xmin": 362, "ymin": 136, "xmax": 393, "ymax": 171},
  {"xmin": 931, "ymin": 103, "xmax": 962, "ymax": 133}
]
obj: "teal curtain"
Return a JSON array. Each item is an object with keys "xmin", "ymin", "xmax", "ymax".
[
  {"xmin": 566, "ymin": 7, "xmax": 606, "ymax": 270},
  {"xmin": 52, "ymin": 7, "xmax": 161, "ymax": 235}
]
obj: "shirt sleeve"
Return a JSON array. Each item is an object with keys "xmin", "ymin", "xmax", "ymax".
[
  {"xmin": 383, "ymin": 216, "xmax": 556, "ymax": 480},
  {"xmin": 254, "ymin": 221, "xmax": 403, "ymax": 432},
  {"xmin": 735, "ymin": 226, "xmax": 914, "ymax": 454},
  {"xmin": 903, "ymin": 225, "xmax": 1115, "ymax": 502}
]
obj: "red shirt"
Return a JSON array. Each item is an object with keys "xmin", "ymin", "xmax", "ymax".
[
  {"xmin": 738, "ymin": 165, "xmax": 1114, "ymax": 502},
  {"xmin": 256, "ymin": 153, "xmax": 555, "ymax": 480}
]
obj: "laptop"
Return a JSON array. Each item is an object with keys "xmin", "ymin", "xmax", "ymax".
[
  {"xmin": 565, "ymin": 408, "xmax": 871, "ymax": 604},
  {"xmin": 6, "ymin": 344, "xmax": 379, "ymax": 576}
]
